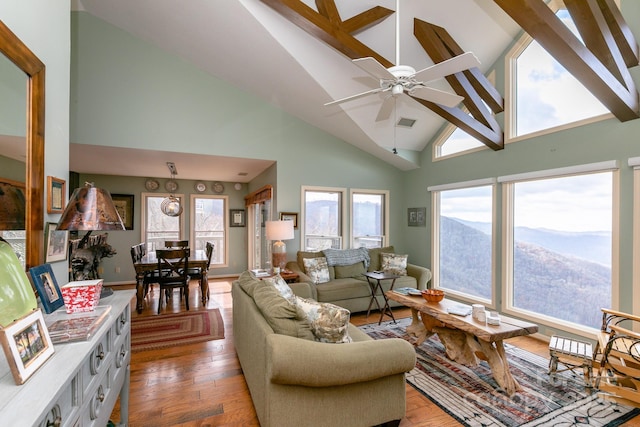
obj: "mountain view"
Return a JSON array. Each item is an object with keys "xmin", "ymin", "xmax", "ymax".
[{"xmin": 441, "ymin": 217, "xmax": 611, "ymax": 329}]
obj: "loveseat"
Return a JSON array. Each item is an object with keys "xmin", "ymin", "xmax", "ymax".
[
  {"xmin": 232, "ymin": 271, "xmax": 417, "ymax": 427},
  {"xmin": 286, "ymin": 246, "xmax": 432, "ymax": 313}
]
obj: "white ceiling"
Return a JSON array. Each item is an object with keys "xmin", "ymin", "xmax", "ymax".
[{"xmin": 68, "ymin": 0, "xmax": 522, "ymax": 179}]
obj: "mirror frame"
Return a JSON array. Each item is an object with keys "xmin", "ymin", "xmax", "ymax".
[{"xmin": 0, "ymin": 20, "xmax": 45, "ymax": 269}]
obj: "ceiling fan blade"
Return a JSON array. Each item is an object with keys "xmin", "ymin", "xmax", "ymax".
[
  {"xmin": 409, "ymin": 86, "xmax": 464, "ymax": 108},
  {"xmin": 352, "ymin": 57, "xmax": 395, "ymax": 80},
  {"xmin": 324, "ymin": 87, "xmax": 384, "ymax": 106},
  {"xmin": 412, "ymin": 52, "xmax": 481, "ymax": 83},
  {"xmin": 375, "ymin": 96, "xmax": 395, "ymax": 122}
]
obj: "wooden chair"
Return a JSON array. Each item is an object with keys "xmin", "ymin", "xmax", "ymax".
[
  {"xmin": 130, "ymin": 243, "xmax": 161, "ymax": 297},
  {"xmin": 186, "ymin": 242, "xmax": 214, "ymax": 301},
  {"xmin": 164, "ymin": 240, "xmax": 188, "ymax": 248},
  {"xmin": 594, "ymin": 308, "xmax": 640, "ymax": 407},
  {"xmin": 155, "ymin": 248, "xmax": 190, "ymax": 314}
]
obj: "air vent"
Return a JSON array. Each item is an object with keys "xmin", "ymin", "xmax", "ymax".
[
  {"xmin": 396, "ymin": 117, "xmax": 416, "ymax": 128},
  {"xmin": 238, "ymin": 172, "xmax": 248, "ymax": 176}
]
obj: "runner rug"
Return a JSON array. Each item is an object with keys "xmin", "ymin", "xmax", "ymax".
[
  {"xmin": 131, "ymin": 309, "xmax": 224, "ymax": 352},
  {"xmin": 360, "ymin": 318, "xmax": 640, "ymax": 427}
]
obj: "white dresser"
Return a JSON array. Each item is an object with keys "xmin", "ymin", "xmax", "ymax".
[{"xmin": 0, "ymin": 290, "xmax": 134, "ymax": 426}]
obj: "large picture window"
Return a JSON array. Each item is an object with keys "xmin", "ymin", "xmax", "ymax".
[
  {"xmin": 142, "ymin": 193, "xmax": 183, "ymax": 254},
  {"xmin": 191, "ymin": 195, "xmax": 226, "ymax": 267},
  {"xmin": 501, "ymin": 163, "xmax": 616, "ymax": 331},
  {"xmin": 430, "ymin": 180, "xmax": 495, "ymax": 303},
  {"xmin": 302, "ymin": 187, "xmax": 345, "ymax": 250}
]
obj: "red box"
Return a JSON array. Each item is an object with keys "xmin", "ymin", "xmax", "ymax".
[{"xmin": 61, "ymin": 279, "xmax": 103, "ymax": 313}]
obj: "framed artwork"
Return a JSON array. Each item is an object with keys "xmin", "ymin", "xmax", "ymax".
[
  {"xmin": 230, "ymin": 209, "xmax": 246, "ymax": 227},
  {"xmin": 29, "ymin": 263, "xmax": 64, "ymax": 313},
  {"xmin": 47, "ymin": 176, "xmax": 66, "ymax": 214},
  {"xmin": 44, "ymin": 222, "xmax": 69, "ymax": 263},
  {"xmin": 279, "ymin": 212, "xmax": 298, "ymax": 229},
  {"xmin": 0, "ymin": 177, "xmax": 26, "ymax": 230},
  {"xmin": 111, "ymin": 194, "xmax": 134, "ymax": 230},
  {"xmin": 408, "ymin": 207, "xmax": 426, "ymax": 227},
  {"xmin": 0, "ymin": 309, "xmax": 55, "ymax": 385}
]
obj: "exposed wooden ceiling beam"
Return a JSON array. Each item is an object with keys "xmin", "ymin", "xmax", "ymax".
[{"xmin": 494, "ymin": 0, "xmax": 639, "ymax": 122}]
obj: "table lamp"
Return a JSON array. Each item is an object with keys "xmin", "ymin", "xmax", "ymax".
[{"xmin": 265, "ymin": 220, "xmax": 294, "ymax": 272}]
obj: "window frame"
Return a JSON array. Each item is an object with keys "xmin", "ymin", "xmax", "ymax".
[
  {"xmin": 429, "ymin": 178, "xmax": 497, "ymax": 307},
  {"xmin": 141, "ymin": 192, "xmax": 185, "ymax": 254},
  {"xmin": 349, "ymin": 188, "xmax": 389, "ymax": 249},
  {"xmin": 189, "ymin": 194, "xmax": 228, "ymax": 268},
  {"xmin": 499, "ymin": 161, "xmax": 620, "ymax": 337},
  {"xmin": 300, "ymin": 186, "xmax": 346, "ymax": 251}
]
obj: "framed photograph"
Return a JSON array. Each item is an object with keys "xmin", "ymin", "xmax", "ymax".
[
  {"xmin": 111, "ymin": 194, "xmax": 134, "ymax": 230},
  {"xmin": 279, "ymin": 212, "xmax": 298, "ymax": 229},
  {"xmin": 47, "ymin": 176, "xmax": 66, "ymax": 214},
  {"xmin": 29, "ymin": 263, "xmax": 64, "ymax": 313},
  {"xmin": 44, "ymin": 222, "xmax": 69, "ymax": 263},
  {"xmin": 230, "ymin": 209, "xmax": 246, "ymax": 227},
  {"xmin": 0, "ymin": 309, "xmax": 55, "ymax": 385},
  {"xmin": 408, "ymin": 207, "xmax": 426, "ymax": 227}
]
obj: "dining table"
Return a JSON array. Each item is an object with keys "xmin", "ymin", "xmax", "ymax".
[{"xmin": 133, "ymin": 249, "xmax": 210, "ymax": 313}]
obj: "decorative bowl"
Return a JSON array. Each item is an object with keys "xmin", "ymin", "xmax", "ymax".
[{"xmin": 421, "ymin": 289, "xmax": 445, "ymax": 303}]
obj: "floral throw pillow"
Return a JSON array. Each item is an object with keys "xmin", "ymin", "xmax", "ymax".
[
  {"xmin": 296, "ymin": 297, "xmax": 352, "ymax": 343},
  {"xmin": 381, "ymin": 253, "xmax": 408, "ymax": 276},
  {"xmin": 302, "ymin": 257, "xmax": 331, "ymax": 284},
  {"xmin": 263, "ymin": 275, "xmax": 296, "ymax": 304}
]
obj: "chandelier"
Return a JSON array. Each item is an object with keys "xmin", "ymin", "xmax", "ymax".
[{"xmin": 161, "ymin": 162, "xmax": 183, "ymax": 217}]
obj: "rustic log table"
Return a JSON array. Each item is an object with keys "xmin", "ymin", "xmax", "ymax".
[{"xmin": 386, "ymin": 292, "xmax": 538, "ymax": 396}]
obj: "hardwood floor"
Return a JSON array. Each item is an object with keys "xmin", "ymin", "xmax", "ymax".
[{"xmin": 110, "ymin": 279, "xmax": 640, "ymax": 427}]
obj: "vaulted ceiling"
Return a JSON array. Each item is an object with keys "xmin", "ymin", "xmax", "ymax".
[{"xmin": 69, "ymin": 0, "xmax": 638, "ymax": 179}]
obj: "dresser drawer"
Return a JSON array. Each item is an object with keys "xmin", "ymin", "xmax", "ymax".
[{"xmin": 37, "ymin": 374, "xmax": 80, "ymax": 427}]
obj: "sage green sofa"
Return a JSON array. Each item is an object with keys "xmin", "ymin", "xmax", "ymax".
[
  {"xmin": 286, "ymin": 246, "xmax": 432, "ymax": 313},
  {"xmin": 232, "ymin": 271, "xmax": 416, "ymax": 427}
]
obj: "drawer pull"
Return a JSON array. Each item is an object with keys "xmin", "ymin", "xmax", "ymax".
[
  {"xmin": 90, "ymin": 385, "xmax": 105, "ymax": 420},
  {"xmin": 46, "ymin": 416, "xmax": 61, "ymax": 427},
  {"xmin": 97, "ymin": 351, "xmax": 105, "ymax": 360}
]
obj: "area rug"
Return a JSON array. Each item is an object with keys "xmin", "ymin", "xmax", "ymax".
[
  {"xmin": 131, "ymin": 309, "xmax": 224, "ymax": 352},
  {"xmin": 360, "ymin": 318, "xmax": 640, "ymax": 427}
]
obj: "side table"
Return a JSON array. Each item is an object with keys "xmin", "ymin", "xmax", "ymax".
[
  {"xmin": 363, "ymin": 271, "xmax": 400, "ymax": 325},
  {"xmin": 279, "ymin": 270, "xmax": 299, "ymax": 283}
]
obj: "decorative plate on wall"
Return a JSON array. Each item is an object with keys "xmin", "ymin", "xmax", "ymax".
[
  {"xmin": 165, "ymin": 180, "xmax": 179, "ymax": 192},
  {"xmin": 212, "ymin": 182, "xmax": 224, "ymax": 193},
  {"xmin": 145, "ymin": 178, "xmax": 160, "ymax": 191},
  {"xmin": 194, "ymin": 181, "xmax": 206, "ymax": 193}
]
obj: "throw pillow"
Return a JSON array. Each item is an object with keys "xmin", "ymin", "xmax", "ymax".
[
  {"xmin": 263, "ymin": 274, "xmax": 296, "ymax": 304},
  {"xmin": 296, "ymin": 297, "xmax": 352, "ymax": 344},
  {"xmin": 334, "ymin": 262, "xmax": 365, "ymax": 279},
  {"xmin": 381, "ymin": 253, "xmax": 408, "ymax": 276},
  {"xmin": 302, "ymin": 257, "xmax": 331, "ymax": 284},
  {"xmin": 368, "ymin": 246, "xmax": 395, "ymax": 272},
  {"xmin": 252, "ymin": 283, "xmax": 315, "ymax": 340}
]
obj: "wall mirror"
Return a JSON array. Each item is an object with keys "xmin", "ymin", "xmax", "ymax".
[{"xmin": 0, "ymin": 20, "xmax": 45, "ymax": 269}]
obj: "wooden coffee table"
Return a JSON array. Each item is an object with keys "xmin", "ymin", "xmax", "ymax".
[{"xmin": 386, "ymin": 292, "xmax": 538, "ymax": 396}]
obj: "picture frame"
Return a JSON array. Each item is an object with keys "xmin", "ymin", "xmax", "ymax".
[
  {"xmin": 46, "ymin": 176, "xmax": 66, "ymax": 214},
  {"xmin": 230, "ymin": 209, "xmax": 246, "ymax": 227},
  {"xmin": 408, "ymin": 207, "xmax": 426, "ymax": 227},
  {"xmin": 279, "ymin": 212, "xmax": 298, "ymax": 229},
  {"xmin": 44, "ymin": 222, "xmax": 69, "ymax": 263},
  {"xmin": 0, "ymin": 177, "xmax": 26, "ymax": 230},
  {"xmin": 111, "ymin": 194, "xmax": 134, "ymax": 230},
  {"xmin": 0, "ymin": 309, "xmax": 55, "ymax": 385},
  {"xmin": 28, "ymin": 263, "xmax": 64, "ymax": 313}
]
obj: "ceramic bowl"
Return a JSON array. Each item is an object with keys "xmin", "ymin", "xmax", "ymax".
[{"xmin": 421, "ymin": 289, "xmax": 445, "ymax": 303}]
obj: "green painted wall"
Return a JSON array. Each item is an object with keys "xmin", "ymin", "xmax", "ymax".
[{"xmin": 70, "ymin": 12, "xmax": 406, "ymax": 281}]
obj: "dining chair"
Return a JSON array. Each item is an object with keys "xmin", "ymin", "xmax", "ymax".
[
  {"xmin": 131, "ymin": 243, "xmax": 161, "ymax": 298},
  {"xmin": 186, "ymin": 242, "xmax": 214, "ymax": 301},
  {"xmin": 155, "ymin": 248, "xmax": 190, "ymax": 314},
  {"xmin": 164, "ymin": 240, "xmax": 189, "ymax": 248}
]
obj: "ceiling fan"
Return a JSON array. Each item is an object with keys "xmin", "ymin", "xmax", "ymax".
[{"xmin": 325, "ymin": 1, "xmax": 481, "ymax": 122}]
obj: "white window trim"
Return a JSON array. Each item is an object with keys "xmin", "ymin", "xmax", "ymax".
[
  {"xmin": 189, "ymin": 194, "xmax": 228, "ymax": 269},
  {"xmin": 503, "ymin": 0, "xmax": 613, "ymax": 144},
  {"xmin": 429, "ymin": 179, "xmax": 497, "ymax": 308},
  {"xmin": 500, "ymin": 164, "xmax": 620, "ymax": 338},
  {"xmin": 300, "ymin": 185, "xmax": 347, "ymax": 250},
  {"xmin": 349, "ymin": 188, "xmax": 390, "ymax": 248},
  {"xmin": 141, "ymin": 192, "xmax": 186, "ymax": 249}
]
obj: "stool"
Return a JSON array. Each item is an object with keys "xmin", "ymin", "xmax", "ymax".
[{"xmin": 548, "ymin": 335, "xmax": 593, "ymax": 386}]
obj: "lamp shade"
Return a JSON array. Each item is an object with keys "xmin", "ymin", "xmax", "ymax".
[
  {"xmin": 265, "ymin": 220, "xmax": 294, "ymax": 241},
  {"xmin": 57, "ymin": 183, "xmax": 125, "ymax": 231}
]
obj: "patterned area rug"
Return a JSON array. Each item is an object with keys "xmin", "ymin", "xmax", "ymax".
[
  {"xmin": 131, "ymin": 309, "xmax": 224, "ymax": 352},
  {"xmin": 360, "ymin": 318, "xmax": 640, "ymax": 427}
]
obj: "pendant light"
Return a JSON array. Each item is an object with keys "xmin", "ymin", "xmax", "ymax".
[{"xmin": 161, "ymin": 162, "xmax": 183, "ymax": 217}]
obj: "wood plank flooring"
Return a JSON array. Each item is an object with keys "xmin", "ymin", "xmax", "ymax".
[{"xmin": 109, "ymin": 279, "xmax": 640, "ymax": 427}]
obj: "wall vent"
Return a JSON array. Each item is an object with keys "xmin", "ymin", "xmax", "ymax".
[{"xmin": 397, "ymin": 117, "xmax": 416, "ymax": 128}]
